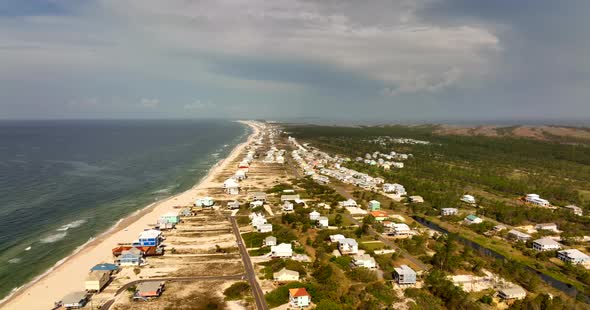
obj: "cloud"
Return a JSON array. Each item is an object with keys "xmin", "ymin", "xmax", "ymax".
[
  {"xmin": 140, "ymin": 98, "xmax": 159, "ymax": 108},
  {"xmin": 67, "ymin": 97, "xmax": 99, "ymax": 107}
]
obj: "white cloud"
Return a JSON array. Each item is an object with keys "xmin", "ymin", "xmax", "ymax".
[
  {"xmin": 96, "ymin": 0, "xmax": 499, "ymax": 93},
  {"xmin": 0, "ymin": 0, "xmax": 500, "ymax": 94},
  {"xmin": 140, "ymin": 98, "xmax": 160, "ymax": 108}
]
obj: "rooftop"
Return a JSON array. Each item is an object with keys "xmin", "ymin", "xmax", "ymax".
[{"xmin": 289, "ymin": 288, "xmax": 310, "ymax": 298}]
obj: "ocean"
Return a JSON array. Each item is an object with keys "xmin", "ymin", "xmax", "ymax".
[{"xmin": 0, "ymin": 119, "xmax": 249, "ymax": 299}]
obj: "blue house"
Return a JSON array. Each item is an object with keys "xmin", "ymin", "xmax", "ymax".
[
  {"xmin": 118, "ymin": 248, "xmax": 144, "ymax": 266},
  {"xmin": 91, "ymin": 263, "xmax": 119, "ymax": 273},
  {"xmin": 137, "ymin": 229, "xmax": 162, "ymax": 247}
]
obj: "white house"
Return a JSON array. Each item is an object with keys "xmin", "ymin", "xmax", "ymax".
[
  {"xmin": 464, "ymin": 215, "xmax": 483, "ymax": 225},
  {"xmin": 338, "ymin": 238, "xmax": 359, "ymax": 255},
  {"xmin": 525, "ymin": 194, "xmax": 550, "ymax": 207},
  {"xmin": 309, "ymin": 210, "xmax": 321, "ymax": 221},
  {"xmin": 223, "ymin": 178, "xmax": 240, "ymax": 195},
  {"xmin": 565, "ymin": 205, "xmax": 583, "ymax": 216},
  {"xmin": 535, "ymin": 223, "xmax": 558, "ymax": 232},
  {"xmin": 532, "ymin": 238, "xmax": 562, "ymax": 252},
  {"xmin": 558, "ymin": 249, "xmax": 590, "ymax": 265},
  {"xmin": 273, "ymin": 268, "xmax": 299, "ymax": 282},
  {"xmin": 339, "ymin": 199, "xmax": 358, "ymax": 207},
  {"xmin": 383, "ymin": 183, "xmax": 406, "ymax": 195},
  {"xmin": 227, "ymin": 201, "xmax": 240, "ymax": 210},
  {"xmin": 258, "ymin": 223, "xmax": 273, "ymax": 233},
  {"xmin": 352, "ymin": 254, "xmax": 377, "ymax": 269},
  {"xmin": 508, "ymin": 229, "xmax": 532, "ymax": 242},
  {"xmin": 317, "ymin": 216, "xmax": 329, "ymax": 228},
  {"xmin": 441, "ymin": 208, "xmax": 458, "ymax": 216},
  {"xmin": 498, "ymin": 285, "xmax": 527, "ymax": 301},
  {"xmin": 329, "ymin": 234, "xmax": 346, "ymax": 243},
  {"xmin": 392, "ymin": 223, "xmax": 412, "ymax": 236},
  {"xmin": 289, "ymin": 288, "xmax": 311, "ymax": 308},
  {"xmin": 195, "ymin": 197, "xmax": 215, "ymax": 208},
  {"xmin": 283, "ymin": 201, "xmax": 294, "ymax": 212},
  {"xmin": 234, "ymin": 170, "xmax": 247, "ymax": 180},
  {"xmin": 409, "ymin": 196, "xmax": 424, "ymax": 203},
  {"xmin": 264, "ymin": 236, "xmax": 277, "ymax": 246},
  {"xmin": 461, "ymin": 195, "xmax": 476, "ymax": 204},
  {"xmin": 394, "ymin": 265, "xmax": 416, "ymax": 285},
  {"xmin": 250, "ymin": 213, "xmax": 267, "ymax": 228},
  {"xmin": 271, "ymin": 243, "xmax": 293, "ymax": 258}
]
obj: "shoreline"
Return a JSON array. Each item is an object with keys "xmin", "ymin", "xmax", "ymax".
[{"xmin": 0, "ymin": 120, "xmax": 259, "ymax": 310}]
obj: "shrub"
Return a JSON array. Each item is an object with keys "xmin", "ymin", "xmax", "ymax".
[{"xmin": 223, "ymin": 282, "xmax": 250, "ymax": 300}]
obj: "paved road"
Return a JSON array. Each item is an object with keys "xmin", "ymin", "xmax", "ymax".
[
  {"xmin": 100, "ymin": 274, "xmax": 244, "ymax": 310},
  {"xmin": 230, "ymin": 216, "xmax": 269, "ymax": 310}
]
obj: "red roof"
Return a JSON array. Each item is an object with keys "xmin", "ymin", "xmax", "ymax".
[
  {"xmin": 289, "ymin": 288, "xmax": 310, "ymax": 298},
  {"xmin": 370, "ymin": 211, "xmax": 388, "ymax": 217}
]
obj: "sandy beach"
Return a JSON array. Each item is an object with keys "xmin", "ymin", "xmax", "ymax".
[{"xmin": 0, "ymin": 120, "xmax": 261, "ymax": 310}]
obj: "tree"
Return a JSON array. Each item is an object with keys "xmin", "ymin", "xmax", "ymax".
[{"xmin": 335, "ymin": 214, "xmax": 343, "ymax": 226}]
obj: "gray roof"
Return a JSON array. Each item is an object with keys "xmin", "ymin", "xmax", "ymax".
[
  {"xmin": 61, "ymin": 291, "xmax": 87, "ymax": 304},
  {"xmin": 394, "ymin": 265, "xmax": 416, "ymax": 275},
  {"xmin": 136, "ymin": 281, "xmax": 164, "ymax": 293},
  {"xmin": 499, "ymin": 286, "xmax": 526, "ymax": 297},
  {"xmin": 533, "ymin": 238, "xmax": 561, "ymax": 246}
]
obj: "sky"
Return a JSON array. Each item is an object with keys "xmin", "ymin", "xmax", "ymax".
[{"xmin": 0, "ymin": 0, "xmax": 589, "ymax": 123}]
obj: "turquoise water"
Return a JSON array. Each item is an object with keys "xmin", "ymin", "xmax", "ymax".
[{"xmin": 0, "ymin": 119, "xmax": 249, "ymax": 299}]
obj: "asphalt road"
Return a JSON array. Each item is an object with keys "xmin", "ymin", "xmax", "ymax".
[
  {"xmin": 230, "ymin": 216, "xmax": 269, "ymax": 310},
  {"xmin": 100, "ymin": 274, "xmax": 244, "ymax": 310}
]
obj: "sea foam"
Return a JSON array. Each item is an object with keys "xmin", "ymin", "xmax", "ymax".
[{"xmin": 40, "ymin": 232, "xmax": 67, "ymax": 244}]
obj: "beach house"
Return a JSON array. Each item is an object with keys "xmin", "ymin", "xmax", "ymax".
[
  {"xmin": 441, "ymin": 208, "xmax": 458, "ymax": 216},
  {"xmin": 117, "ymin": 247, "xmax": 145, "ymax": 266},
  {"xmin": 289, "ymin": 288, "xmax": 311, "ymax": 308},
  {"xmin": 264, "ymin": 236, "xmax": 277, "ymax": 247},
  {"xmin": 461, "ymin": 195, "xmax": 476, "ymax": 204},
  {"xmin": 352, "ymin": 254, "xmax": 377, "ymax": 269},
  {"xmin": 134, "ymin": 281, "xmax": 165, "ymax": 300},
  {"xmin": 227, "ymin": 200, "xmax": 240, "ymax": 210},
  {"xmin": 258, "ymin": 223, "xmax": 273, "ymax": 233},
  {"xmin": 464, "ymin": 215, "xmax": 482, "ymax": 225},
  {"xmin": 370, "ymin": 211, "xmax": 389, "ymax": 221},
  {"xmin": 535, "ymin": 223, "xmax": 558, "ymax": 232},
  {"xmin": 271, "ymin": 243, "xmax": 293, "ymax": 258},
  {"xmin": 525, "ymin": 194, "xmax": 550, "ymax": 207},
  {"xmin": 498, "ymin": 285, "xmax": 527, "ymax": 301},
  {"xmin": 532, "ymin": 238, "xmax": 562, "ymax": 252},
  {"xmin": 60, "ymin": 292, "xmax": 88, "ymax": 309},
  {"xmin": 283, "ymin": 201, "xmax": 294, "ymax": 212},
  {"xmin": 368, "ymin": 200, "xmax": 381, "ymax": 211},
  {"xmin": 392, "ymin": 223, "xmax": 412, "ymax": 236},
  {"xmin": 159, "ymin": 211, "xmax": 180, "ymax": 225},
  {"xmin": 250, "ymin": 192, "xmax": 267, "ymax": 202},
  {"xmin": 565, "ymin": 205, "xmax": 583, "ymax": 216},
  {"xmin": 90, "ymin": 263, "xmax": 119, "ymax": 273},
  {"xmin": 137, "ymin": 229, "xmax": 162, "ymax": 247},
  {"xmin": 383, "ymin": 183, "xmax": 406, "ymax": 195},
  {"xmin": 394, "ymin": 265, "xmax": 417, "ymax": 286},
  {"xmin": 339, "ymin": 198, "xmax": 358, "ymax": 208},
  {"xmin": 84, "ymin": 270, "xmax": 110, "ymax": 292},
  {"xmin": 338, "ymin": 238, "xmax": 359, "ymax": 255},
  {"xmin": 223, "ymin": 178, "xmax": 240, "ymax": 195},
  {"xmin": 409, "ymin": 196, "xmax": 424, "ymax": 203},
  {"xmin": 195, "ymin": 197, "xmax": 215, "ymax": 208},
  {"xmin": 317, "ymin": 216, "xmax": 329, "ymax": 228},
  {"xmin": 273, "ymin": 268, "xmax": 300, "ymax": 282},
  {"xmin": 508, "ymin": 229, "xmax": 532, "ymax": 242},
  {"xmin": 329, "ymin": 234, "xmax": 346, "ymax": 243},
  {"xmin": 309, "ymin": 210, "xmax": 321, "ymax": 221},
  {"xmin": 281, "ymin": 194, "xmax": 300, "ymax": 202},
  {"xmin": 558, "ymin": 249, "xmax": 590, "ymax": 265}
]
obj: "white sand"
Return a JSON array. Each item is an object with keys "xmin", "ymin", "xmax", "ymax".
[{"xmin": 0, "ymin": 121, "xmax": 261, "ymax": 310}]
